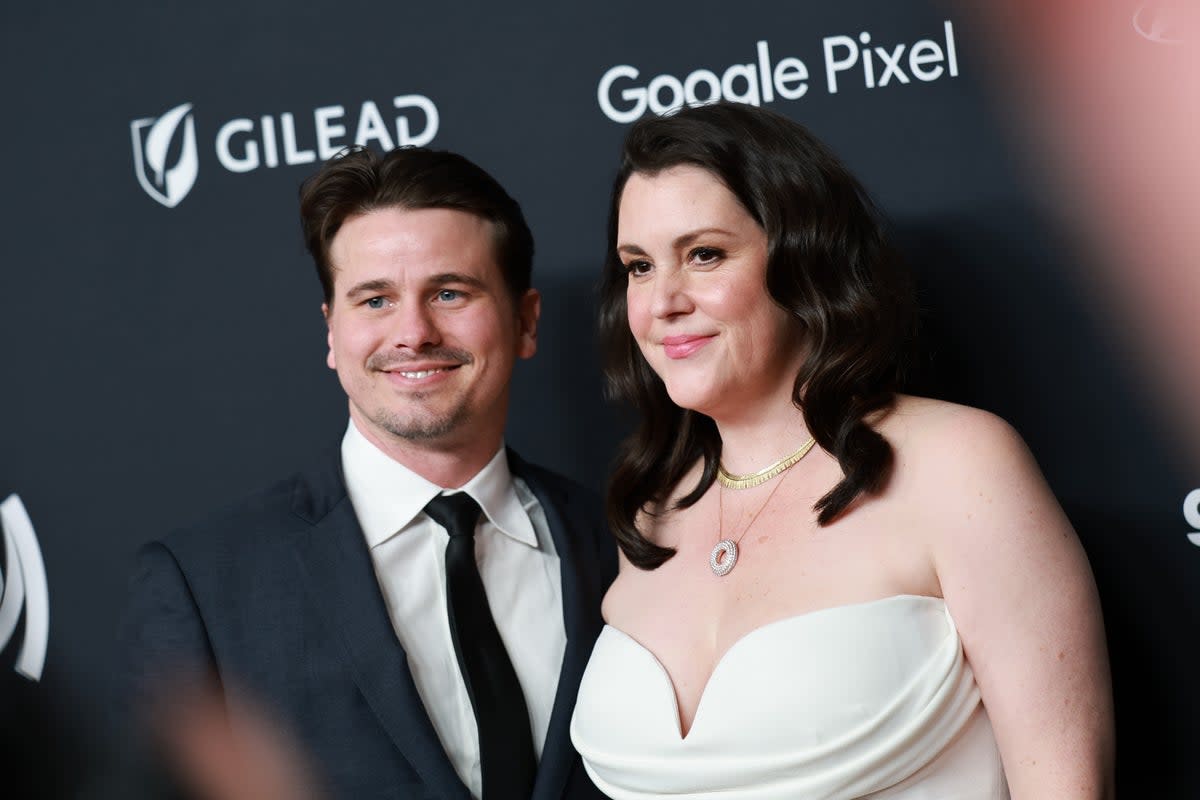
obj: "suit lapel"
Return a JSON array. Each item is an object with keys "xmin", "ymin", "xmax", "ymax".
[
  {"xmin": 511, "ymin": 452, "xmax": 608, "ymax": 800},
  {"xmin": 289, "ymin": 455, "xmax": 471, "ymax": 800}
]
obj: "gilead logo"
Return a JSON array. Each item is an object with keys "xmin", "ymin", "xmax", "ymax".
[
  {"xmin": 214, "ymin": 95, "xmax": 439, "ymax": 173},
  {"xmin": 130, "ymin": 95, "xmax": 439, "ymax": 208},
  {"xmin": 0, "ymin": 495, "xmax": 49, "ymax": 682},
  {"xmin": 130, "ymin": 103, "xmax": 199, "ymax": 208},
  {"xmin": 1184, "ymin": 489, "xmax": 1200, "ymax": 546}
]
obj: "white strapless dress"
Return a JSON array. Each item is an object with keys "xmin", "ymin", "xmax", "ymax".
[{"xmin": 570, "ymin": 595, "xmax": 1010, "ymax": 799}]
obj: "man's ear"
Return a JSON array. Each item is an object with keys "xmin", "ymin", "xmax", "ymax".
[
  {"xmin": 322, "ymin": 303, "xmax": 336, "ymax": 370},
  {"xmin": 516, "ymin": 289, "xmax": 540, "ymax": 360}
]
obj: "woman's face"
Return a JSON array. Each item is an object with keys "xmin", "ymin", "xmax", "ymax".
[{"xmin": 618, "ymin": 165, "xmax": 803, "ymax": 419}]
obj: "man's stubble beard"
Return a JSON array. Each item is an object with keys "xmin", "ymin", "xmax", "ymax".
[{"xmin": 369, "ymin": 392, "xmax": 473, "ymax": 443}]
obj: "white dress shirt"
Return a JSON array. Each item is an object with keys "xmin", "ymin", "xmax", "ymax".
[{"xmin": 340, "ymin": 421, "xmax": 566, "ymax": 799}]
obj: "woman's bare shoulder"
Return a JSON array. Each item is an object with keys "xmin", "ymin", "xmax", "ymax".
[
  {"xmin": 874, "ymin": 394, "xmax": 1049, "ymax": 530},
  {"xmin": 880, "ymin": 394, "xmax": 1027, "ymax": 469}
]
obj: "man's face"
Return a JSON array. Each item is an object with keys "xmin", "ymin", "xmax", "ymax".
[{"xmin": 323, "ymin": 206, "xmax": 539, "ymax": 454}]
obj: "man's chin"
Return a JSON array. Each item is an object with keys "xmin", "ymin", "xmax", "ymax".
[{"xmin": 374, "ymin": 408, "xmax": 470, "ymax": 444}]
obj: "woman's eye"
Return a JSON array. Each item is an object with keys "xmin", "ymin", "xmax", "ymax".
[
  {"xmin": 365, "ymin": 296, "xmax": 388, "ymax": 309},
  {"xmin": 625, "ymin": 260, "xmax": 653, "ymax": 277},
  {"xmin": 690, "ymin": 247, "xmax": 723, "ymax": 265}
]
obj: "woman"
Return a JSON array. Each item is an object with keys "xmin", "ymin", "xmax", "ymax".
[{"xmin": 570, "ymin": 102, "xmax": 1114, "ymax": 799}]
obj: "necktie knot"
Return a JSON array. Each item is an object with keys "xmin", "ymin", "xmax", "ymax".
[{"xmin": 424, "ymin": 492, "xmax": 481, "ymax": 539}]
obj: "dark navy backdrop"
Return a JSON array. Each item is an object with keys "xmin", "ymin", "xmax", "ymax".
[{"xmin": 1, "ymin": 1, "xmax": 1195, "ymax": 795}]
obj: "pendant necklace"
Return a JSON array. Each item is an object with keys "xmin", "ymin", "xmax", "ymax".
[{"xmin": 709, "ymin": 436, "xmax": 816, "ymax": 577}]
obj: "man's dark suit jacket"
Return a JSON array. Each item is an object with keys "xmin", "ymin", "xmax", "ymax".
[{"xmin": 119, "ymin": 448, "xmax": 617, "ymax": 800}]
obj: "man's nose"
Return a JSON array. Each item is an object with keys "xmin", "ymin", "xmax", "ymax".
[{"xmin": 390, "ymin": 299, "xmax": 441, "ymax": 350}]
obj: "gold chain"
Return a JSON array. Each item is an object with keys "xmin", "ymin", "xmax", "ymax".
[
  {"xmin": 718, "ymin": 464, "xmax": 792, "ymax": 549},
  {"xmin": 717, "ymin": 436, "xmax": 816, "ymax": 490}
]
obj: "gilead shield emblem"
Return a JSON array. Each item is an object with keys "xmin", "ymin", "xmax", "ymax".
[{"xmin": 130, "ymin": 102, "xmax": 199, "ymax": 208}]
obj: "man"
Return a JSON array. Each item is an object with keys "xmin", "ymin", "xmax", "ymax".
[{"xmin": 120, "ymin": 146, "xmax": 616, "ymax": 799}]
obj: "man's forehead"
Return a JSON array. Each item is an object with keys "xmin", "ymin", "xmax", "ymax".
[
  {"xmin": 329, "ymin": 206, "xmax": 500, "ymax": 274},
  {"xmin": 336, "ymin": 205, "xmax": 495, "ymax": 241}
]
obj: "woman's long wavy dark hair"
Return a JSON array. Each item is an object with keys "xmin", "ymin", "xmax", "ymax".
[{"xmin": 600, "ymin": 102, "xmax": 916, "ymax": 570}]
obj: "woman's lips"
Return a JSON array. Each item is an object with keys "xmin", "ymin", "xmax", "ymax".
[{"xmin": 661, "ymin": 334, "xmax": 715, "ymax": 359}]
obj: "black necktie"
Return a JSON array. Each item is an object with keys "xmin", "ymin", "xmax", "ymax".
[{"xmin": 424, "ymin": 492, "xmax": 537, "ymax": 799}]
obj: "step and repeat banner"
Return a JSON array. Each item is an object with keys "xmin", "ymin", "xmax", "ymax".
[{"xmin": 2, "ymin": 1, "xmax": 1196, "ymax": 795}]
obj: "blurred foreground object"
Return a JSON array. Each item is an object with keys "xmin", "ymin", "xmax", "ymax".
[
  {"xmin": 971, "ymin": 0, "xmax": 1200, "ymax": 462},
  {"xmin": 152, "ymin": 683, "xmax": 325, "ymax": 800}
]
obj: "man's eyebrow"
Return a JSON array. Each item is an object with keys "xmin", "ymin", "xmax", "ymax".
[
  {"xmin": 344, "ymin": 278, "xmax": 394, "ymax": 297},
  {"xmin": 342, "ymin": 273, "xmax": 488, "ymax": 298},
  {"xmin": 429, "ymin": 272, "xmax": 487, "ymax": 289}
]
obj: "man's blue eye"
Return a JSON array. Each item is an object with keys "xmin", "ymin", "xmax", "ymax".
[
  {"xmin": 437, "ymin": 289, "xmax": 460, "ymax": 302},
  {"xmin": 366, "ymin": 297, "xmax": 387, "ymax": 309}
]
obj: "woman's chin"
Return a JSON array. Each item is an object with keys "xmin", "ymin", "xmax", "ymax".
[{"xmin": 662, "ymin": 384, "xmax": 721, "ymax": 417}]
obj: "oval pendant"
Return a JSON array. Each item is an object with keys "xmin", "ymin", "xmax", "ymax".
[{"xmin": 709, "ymin": 539, "xmax": 739, "ymax": 576}]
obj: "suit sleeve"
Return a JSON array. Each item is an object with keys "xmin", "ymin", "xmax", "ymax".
[{"xmin": 116, "ymin": 540, "xmax": 219, "ymax": 714}]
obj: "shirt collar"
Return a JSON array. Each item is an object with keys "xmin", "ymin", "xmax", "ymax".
[{"xmin": 340, "ymin": 421, "xmax": 539, "ymax": 550}]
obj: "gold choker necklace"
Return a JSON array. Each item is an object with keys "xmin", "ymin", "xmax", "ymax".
[{"xmin": 716, "ymin": 437, "xmax": 816, "ymax": 490}]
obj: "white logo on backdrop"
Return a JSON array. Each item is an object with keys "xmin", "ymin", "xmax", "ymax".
[
  {"xmin": 1134, "ymin": 3, "xmax": 1188, "ymax": 44},
  {"xmin": 597, "ymin": 20, "xmax": 960, "ymax": 123},
  {"xmin": 130, "ymin": 95, "xmax": 440, "ymax": 208},
  {"xmin": 0, "ymin": 495, "xmax": 49, "ymax": 681},
  {"xmin": 130, "ymin": 103, "xmax": 200, "ymax": 208},
  {"xmin": 1184, "ymin": 489, "xmax": 1200, "ymax": 546}
]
